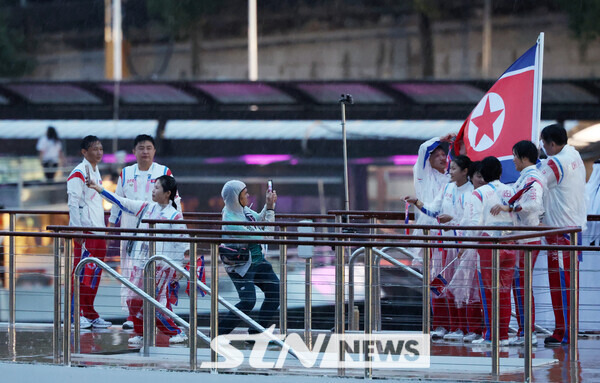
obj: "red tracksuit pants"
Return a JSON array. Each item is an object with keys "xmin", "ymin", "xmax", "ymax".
[
  {"xmin": 512, "ymin": 244, "xmax": 540, "ymax": 337},
  {"xmin": 478, "ymin": 244, "xmax": 516, "ymax": 341},
  {"xmin": 128, "ymin": 297, "xmax": 180, "ymax": 337},
  {"xmin": 546, "ymin": 234, "xmax": 579, "ymax": 343},
  {"xmin": 431, "ymin": 249, "xmax": 451, "ymax": 331},
  {"xmin": 73, "ymin": 238, "xmax": 106, "ymax": 320},
  {"xmin": 446, "ymin": 291, "xmax": 484, "ymax": 335}
]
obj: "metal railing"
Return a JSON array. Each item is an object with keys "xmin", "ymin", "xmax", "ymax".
[
  {"xmin": 1, "ymin": 209, "xmax": 599, "ymax": 381},
  {"xmin": 129, "ymin": 218, "xmax": 585, "ymax": 380}
]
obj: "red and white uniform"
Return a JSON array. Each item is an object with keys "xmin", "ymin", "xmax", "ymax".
[
  {"xmin": 422, "ymin": 181, "xmax": 474, "ymax": 277},
  {"xmin": 510, "ymin": 165, "xmax": 545, "ymax": 337},
  {"xmin": 101, "ymin": 188, "xmax": 189, "ymax": 337},
  {"xmin": 539, "ymin": 145, "xmax": 587, "ymax": 230},
  {"xmin": 67, "ymin": 158, "xmax": 106, "ymax": 320},
  {"xmin": 468, "ymin": 180, "xmax": 515, "ymax": 341},
  {"xmin": 539, "ymin": 144, "xmax": 587, "ymax": 343},
  {"xmin": 421, "ymin": 181, "xmax": 473, "ymax": 333},
  {"xmin": 68, "ymin": 158, "xmax": 105, "ymax": 231},
  {"xmin": 414, "ymin": 137, "xmax": 450, "ymax": 225},
  {"xmin": 450, "ymin": 191, "xmax": 486, "ymax": 336},
  {"xmin": 108, "ymin": 162, "xmax": 180, "ymax": 314},
  {"xmin": 109, "ymin": 163, "xmax": 179, "ymax": 227},
  {"xmin": 412, "ymin": 137, "xmax": 450, "ymax": 269}
]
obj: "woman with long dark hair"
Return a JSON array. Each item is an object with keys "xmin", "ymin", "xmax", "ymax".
[
  {"xmin": 405, "ymin": 155, "xmax": 473, "ymax": 342},
  {"xmin": 86, "ymin": 175, "xmax": 190, "ymax": 345},
  {"xmin": 37, "ymin": 126, "xmax": 65, "ymax": 181}
]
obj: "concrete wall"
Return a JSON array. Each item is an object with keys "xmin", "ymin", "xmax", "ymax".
[{"xmin": 29, "ymin": 12, "xmax": 600, "ymax": 81}]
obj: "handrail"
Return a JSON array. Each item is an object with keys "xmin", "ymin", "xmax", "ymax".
[
  {"xmin": 373, "ymin": 248, "xmax": 423, "ymax": 278},
  {"xmin": 380, "ymin": 246, "xmax": 417, "ymax": 260},
  {"xmin": 0, "ymin": 220, "xmax": 589, "ymax": 379},
  {"xmin": 142, "ymin": 255, "xmax": 303, "ymax": 362},
  {"xmin": 72, "ymin": 257, "xmax": 212, "ymax": 349},
  {"xmin": 3, "ymin": 207, "xmax": 599, "ymax": 222},
  {"xmin": 141, "ymin": 218, "xmax": 565, "ymax": 232},
  {"xmin": 46, "ymin": 224, "xmax": 563, "ymax": 244},
  {"xmin": 183, "ymin": 212, "xmax": 335, "ymax": 220},
  {"xmin": 140, "ymin": 254, "xmax": 208, "ymax": 368},
  {"xmin": 328, "ymin": 210, "xmax": 415, "ymax": 220},
  {"xmin": 0, "ymin": 209, "xmax": 334, "ymax": 220},
  {"xmin": 329, "ymin": 210, "xmax": 600, "ymax": 222},
  {"xmin": 347, "ymin": 246, "xmax": 422, "ymax": 331},
  {"xmin": 2, "ymin": 230, "xmax": 591, "ymax": 251},
  {"xmin": 352, "ymin": 246, "xmax": 552, "ymax": 336},
  {"xmin": 5, "ymin": 207, "xmax": 600, "ymax": 226}
]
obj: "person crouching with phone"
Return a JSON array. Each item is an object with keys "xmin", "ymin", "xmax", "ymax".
[{"xmin": 219, "ymin": 180, "xmax": 279, "ymax": 336}]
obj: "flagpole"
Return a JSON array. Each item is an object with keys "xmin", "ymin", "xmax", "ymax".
[{"xmin": 533, "ymin": 32, "xmax": 544, "ymax": 144}]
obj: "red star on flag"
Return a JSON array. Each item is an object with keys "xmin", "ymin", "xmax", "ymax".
[{"xmin": 471, "ymin": 97, "xmax": 503, "ymax": 147}]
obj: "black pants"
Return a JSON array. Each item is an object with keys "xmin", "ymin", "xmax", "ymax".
[
  {"xmin": 42, "ymin": 161, "xmax": 58, "ymax": 181},
  {"xmin": 219, "ymin": 260, "xmax": 280, "ymax": 335}
]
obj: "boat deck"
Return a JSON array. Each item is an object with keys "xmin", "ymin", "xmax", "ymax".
[{"xmin": 2, "ymin": 323, "xmax": 599, "ymax": 382}]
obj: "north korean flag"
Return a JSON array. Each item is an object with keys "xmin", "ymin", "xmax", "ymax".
[{"xmin": 455, "ymin": 35, "xmax": 544, "ymax": 183}]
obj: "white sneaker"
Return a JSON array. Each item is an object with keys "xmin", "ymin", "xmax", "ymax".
[
  {"xmin": 472, "ymin": 337, "xmax": 490, "ymax": 345},
  {"xmin": 473, "ymin": 338, "xmax": 510, "ymax": 346},
  {"xmin": 73, "ymin": 316, "xmax": 92, "ymax": 329},
  {"xmin": 122, "ymin": 321, "xmax": 134, "ymax": 330},
  {"xmin": 91, "ymin": 317, "xmax": 112, "ymax": 328},
  {"xmin": 511, "ymin": 334, "xmax": 538, "ymax": 346},
  {"xmin": 508, "ymin": 336, "xmax": 522, "ymax": 346},
  {"xmin": 443, "ymin": 329, "xmax": 464, "ymax": 341},
  {"xmin": 128, "ymin": 335, "xmax": 143, "ymax": 345},
  {"xmin": 463, "ymin": 332, "xmax": 481, "ymax": 343},
  {"xmin": 431, "ymin": 327, "xmax": 448, "ymax": 340},
  {"xmin": 169, "ymin": 332, "xmax": 188, "ymax": 344}
]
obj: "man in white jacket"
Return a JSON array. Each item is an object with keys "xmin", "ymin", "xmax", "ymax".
[
  {"xmin": 67, "ymin": 135, "xmax": 112, "ymax": 329},
  {"xmin": 108, "ymin": 134, "xmax": 180, "ymax": 330},
  {"xmin": 538, "ymin": 124, "xmax": 587, "ymax": 346}
]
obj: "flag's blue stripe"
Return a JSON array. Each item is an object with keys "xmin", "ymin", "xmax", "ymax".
[
  {"xmin": 100, "ymin": 189, "xmax": 136, "ymax": 215},
  {"xmin": 558, "ymin": 263, "xmax": 569, "ymax": 343},
  {"xmin": 502, "ymin": 43, "xmax": 537, "ymax": 76},
  {"xmin": 478, "ymin": 270, "xmax": 491, "ymax": 341},
  {"xmin": 514, "ymin": 266, "xmax": 525, "ymax": 336},
  {"xmin": 500, "ymin": 158, "xmax": 520, "ymax": 184},
  {"xmin": 420, "ymin": 206, "xmax": 439, "ymax": 218}
]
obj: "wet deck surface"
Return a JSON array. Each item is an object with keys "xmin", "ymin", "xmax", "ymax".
[{"xmin": 2, "ymin": 324, "xmax": 600, "ymax": 382}]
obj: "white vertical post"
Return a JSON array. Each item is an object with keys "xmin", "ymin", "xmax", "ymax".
[
  {"xmin": 112, "ymin": 0, "xmax": 122, "ymax": 153},
  {"xmin": 533, "ymin": 32, "xmax": 545, "ymax": 143},
  {"xmin": 112, "ymin": 0, "xmax": 122, "ymax": 82},
  {"xmin": 248, "ymin": 0, "xmax": 258, "ymax": 81}
]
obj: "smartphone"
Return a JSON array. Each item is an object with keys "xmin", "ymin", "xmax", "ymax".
[
  {"xmin": 267, "ymin": 179, "xmax": 273, "ymax": 193},
  {"xmin": 85, "ymin": 165, "xmax": 91, "ymax": 182}
]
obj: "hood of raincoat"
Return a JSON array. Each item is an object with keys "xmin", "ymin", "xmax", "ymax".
[{"xmin": 221, "ymin": 180, "xmax": 247, "ymax": 220}]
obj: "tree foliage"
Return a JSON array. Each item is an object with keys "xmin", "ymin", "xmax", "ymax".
[
  {"xmin": 146, "ymin": 0, "xmax": 222, "ymax": 37},
  {"xmin": 0, "ymin": 3, "xmax": 33, "ymax": 77},
  {"xmin": 555, "ymin": 0, "xmax": 600, "ymax": 46}
]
